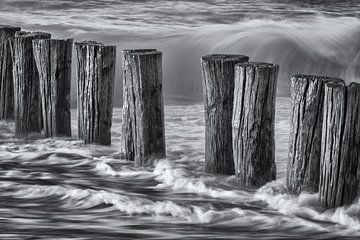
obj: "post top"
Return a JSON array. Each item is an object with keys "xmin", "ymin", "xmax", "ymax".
[
  {"xmin": 33, "ymin": 38, "xmax": 73, "ymax": 43},
  {"xmin": 74, "ymin": 40, "xmax": 116, "ymax": 49},
  {"xmin": 292, "ymin": 74, "xmax": 345, "ymax": 85},
  {"xmin": 349, "ymin": 82, "xmax": 360, "ymax": 88},
  {"xmin": 123, "ymin": 49, "xmax": 157, "ymax": 54},
  {"xmin": 201, "ymin": 54, "xmax": 249, "ymax": 62},
  {"xmin": 75, "ymin": 40, "xmax": 103, "ymax": 46},
  {"xmin": 347, "ymin": 82, "xmax": 360, "ymax": 94},
  {"xmin": 126, "ymin": 50, "xmax": 162, "ymax": 56},
  {"xmin": 324, "ymin": 79, "xmax": 345, "ymax": 89},
  {"xmin": 15, "ymin": 31, "xmax": 51, "ymax": 39},
  {"xmin": 236, "ymin": 62, "xmax": 278, "ymax": 69},
  {"xmin": 0, "ymin": 25, "xmax": 21, "ymax": 31}
]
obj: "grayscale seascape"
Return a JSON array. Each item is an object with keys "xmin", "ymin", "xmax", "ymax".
[{"xmin": 0, "ymin": 1, "xmax": 360, "ymax": 239}]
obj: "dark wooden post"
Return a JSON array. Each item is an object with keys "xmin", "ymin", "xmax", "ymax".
[
  {"xmin": 75, "ymin": 41, "xmax": 116, "ymax": 145},
  {"xmin": 120, "ymin": 49, "xmax": 157, "ymax": 161},
  {"xmin": 33, "ymin": 39, "xmax": 73, "ymax": 137},
  {"xmin": 232, "ymin": 62, "xmax": 278, "ymax": 187},
  {"xmin": 0, "ymin": 26, "xmax": 20, "ymax": 120},
  {"xmin": 13, "ymin": 31, "xmax": 51, "ymax": 134},
  {"xmin": 201, "ymin": 54, "xmax": 249, "ymax": 175},
  {"xmin": 287, "ymin": 75, "xmax": 344, "ymax": 194},
  {"xmin": 120, "ymin": 49, "xmax": 165, "ymax": 166},
  {"xmin": 320, "ymin": 81, "xmax": 360, "ymax": 208}
]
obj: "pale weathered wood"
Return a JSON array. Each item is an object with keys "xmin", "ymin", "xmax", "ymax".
[
  {"xmin": 232, "ymin": 62, "xmax": 278, "ymax": 187},
  {"xmin": 0, "ymin": 26, "xmax": 20, "ymax": 120},
  {"xmin": 287, "ymin": 75, "xmax": 344, "ymax": 194},
  {"xmin": 120, "ymin": 49, "xmax": 165, "ymax": 167},
  {"xmin": 13, "ymin": 31, "xmax": 51, "ymax": 134},
  {"xmin": 33, "ymin": 39, "xmax": 73, "ymax": 137},
  {"xmin": 320, "ymin": 81, "xmax": 360, "ymax": 208},
  {"xmin": 75, "ymin": 41, "xmax": 116, "ymax": 145},
  {"xmin": 201, "ymin": 54, "xmax": 249, "ymax": 175}
]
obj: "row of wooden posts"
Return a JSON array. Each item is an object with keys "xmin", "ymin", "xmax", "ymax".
[
  {"xmin": 201, "ymin": 56, "xmax": 360, "ymax": 209},
  {"xmin": 0, "ymin": 26, "xmax": 164, "ymax": 161},
  {"xmin": 0, "ymin": 26, "xmax": 359, "ymax": 209}
]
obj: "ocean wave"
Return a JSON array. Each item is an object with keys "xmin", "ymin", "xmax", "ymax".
[
  {"xmin": 97, "ymin": 189, "xmax": 249, "ymax": 224},
  {"xmin": 0, "ymin": 2, "xmax": 359, "ymax": 106},
  {"xmin": 93, "ymin": 158, "xmax": 250, "ymax": 200},
  {"xmin": 153, "ymin": 159, "xmax": 251, "ymax": 200},
  {"xmin": 1, "ymin": 0, "xmax": 358, "ymax": 32},
  {"xmin": 94, "ymin": 159, "xmax": 152, "ymax": 178},
  {"xmin": 255, "ymin": 181, "xmax": 360, "ymax": 232},
  {"xmin": 2, "ymin": 182, "xmax": 247, "ymax": 223}
]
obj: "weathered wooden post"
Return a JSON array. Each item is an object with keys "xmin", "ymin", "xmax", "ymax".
[
  {"xmin": 287, "ymin": 75, "xmax": 344, "ymax": 194},
  {"xmin": 120, "ymin": 49, "xmax": 165, "ymax": 166},
  {"xmin": 33, "ymin": 39, "xmax": 73, "ymax": 137},
  {"xmin": 75, "ymin": 41, "xmax": 116, "ymax": 145},
  {"xmin": 201, "ymin": 54, "xmax": 249, "ymax": 175},
  {"xmin": 120, "ymin": 49, "xmax": 157, "ymax": 161},
  {"xmin": 232, "ymin": 62, "xmax": 278, "ymax": 187},
  {"xmin": 0, "ymin": 26, "xmax": 21, "ymax": 120},
  {"xmin": 13, "ymin": 31, "xmax": 51, "ymax": 134},
  {"xmin": 320, "ymin": 81, "xmax": 360, "ymax": 208}
]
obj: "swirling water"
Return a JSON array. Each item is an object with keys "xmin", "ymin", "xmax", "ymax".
[
  {"xmin": 0, "ymin": 0, "xmax": 359, "ymax": 104},
  {"xmin": 1, "ymin": 0, "xmax": 360, "ymax": 239},
  {"xmin": 1, "ymin": 99, "xmax": 360, "ymax": 239}
]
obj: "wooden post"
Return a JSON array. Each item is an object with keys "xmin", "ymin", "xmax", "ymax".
[
  {"xmin": 232, "ymin": 62, "xmax": 278, "ymax": 187},
  {"xmin": 13, "ymin": 31, "xmax": 51, "ymax": 134},
  {"xmin": 0, "ymin": 26, "xmax": 20, "ymax": 120},
  {"xmin": 75, "ymin": 41, "xmax": 116, "ymax": 145},
  {"xmin": 120, "ymin": 49, "xmax": 157, "ymax": 161},
  {"xmin": 120, "ymin": 49, "xmax": 165, "ymax": 166},
  {"xmin": 287, "ymin": 75, "xmax": 344, "ymax": 194},
  {"xmin": 320, "ymin": 82, "xmax": 360, "ymax": 208},
  {"xmin": 201, "ymin": 54, "xmax": 249, "ymax": 175},
  {"xmin": 33, "ymin": 39, "xmax": 73, "ymax": 137}
]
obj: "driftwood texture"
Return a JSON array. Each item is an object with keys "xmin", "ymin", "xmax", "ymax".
[
  {"xmin": 121, "ymin": 49, "xmax": 166, "ymax": 167},
  {"xmin": 33, "ymin": 39, "xmax": 73, "ymax": 137},
  {"xmin": 232, "ymin": 62, "xmax": 278, "ymax": 187},
  {"xmin": 75, "ymin": 41, "xmax": 116, "ymax": 145},
  {"xmin": 287, "ymin": 75, "xmax": 344, "ymax": 194},
  {"xmin": 201, "ymin": 54, "xmax": 249, "ymax": 175},
  {"xmin": 320, "ymin": 81, "xmax": 360, "ymax": 208},
  {"xmin": 13, "ymin": 31, "xmax": 51, "ymax": 134},
  {"xmin": 120, "ymin": 49, "xmax": 156, "ymax": 161},
  {"xmin": 0, "ymin": 26, "xmax": 20, "ymax": 120}
]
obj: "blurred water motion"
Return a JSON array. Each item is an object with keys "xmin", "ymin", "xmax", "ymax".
[
  {"xmin": 1, "ymin": 100, "xmax": 360, "ymax": 239},
  {"xmin": 0, "ymin": 0, "xmax": 359, "ymax": 105},
  {"xmin": 1, "ymin": 1, "xmax": 360, "ymax": 239}
]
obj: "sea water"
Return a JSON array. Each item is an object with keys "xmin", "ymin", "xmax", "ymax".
[
  {"xmin": 0, "ymin": 0, "xmax": 360, "ymax": 239},
  {"xmin": 0, "ymin": 0, "xmax": 359, "ymax": 105},
  {"xmin": 1, "ymin": 99, "xmax": 360, "ymax": 239}
]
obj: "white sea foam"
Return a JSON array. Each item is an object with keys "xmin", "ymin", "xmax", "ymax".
[
  {"xmin": 94, "ymin": 160, "xmax": 152, "ymax": 177},
  {"xmin": 153, "ymin": 159, "xmax": 249, "ymax": 199},
  {"xmin": 255, "ymin": 181, "xmax": 360, "ymax": 231},
  {"xmin": 98, "ymin": 190, "xmax": 248, "ymax": 224},
  {"xmin": 94, "ymin": 158, "xmax": 245, "ymax": 200}
]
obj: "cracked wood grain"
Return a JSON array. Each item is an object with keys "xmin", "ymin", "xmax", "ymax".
[
  {"xmin": 0, "ymin": 25, "xmax": 20, "ymax": 120},
  {"xmin": 120, "ymin": 49, "xmax": 166, "ymax": 167},
  {"xmin": 320, "ymin": 81, "xmax": 360, "ymax": 208},
  {"xmin": 232, "ymin": 62, "xmax": 278, "ymax": 187},
  {"xmin": 201, "ymin": 54, "xmax": 249, "ymax": 175},
  {"xmin": 13, "ymin": 31, "xmax": 51, "ymax": 134},
  {"xmin": 75, "ymin": 41, "xmax": 116, "ymax": 145},
  {"xmin": 33, "ymin": 39, "xmax": 73, "ymax": 137},
  {"xmin": 287, "ymin": 75, "xmax": 344, "ymax": 194}
]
